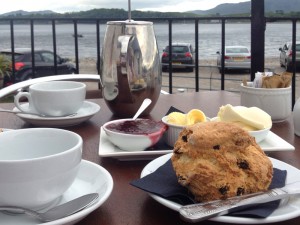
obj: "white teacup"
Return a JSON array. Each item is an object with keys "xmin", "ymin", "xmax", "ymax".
[
  {"xmin": 14, "ymin": 81, "xmax": 86, "ymax": 117},
  {"xmin": 0, "ymin": 128, "xmax": 82, "ymax": 209}
]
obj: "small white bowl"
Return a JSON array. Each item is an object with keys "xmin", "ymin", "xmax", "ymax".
[
  {"xmin": 211, "ymin": 116, "xmax": 271, "ymax": 143},
  {"xmin": 0, "ymin": 128, "xmax": 82, "ymax": 210},
  {"xmin": 249, "ymin": 127, "xmax": 271, "ymax": 143},
  {"xmin": 240, "ymin": 82, "xmax": 291, "ymax": 122},
  {"xmin": 102, "ymin": 118, "xmax": 167, "ymax": 151},
  {"xmin": 161, "ymin": 116, "xmax": 185, "ymax": 147}
]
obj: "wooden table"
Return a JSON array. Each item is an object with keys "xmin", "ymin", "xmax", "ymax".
[{"xmin": 1, "ymin": 91, "xmax": 300, "ymax": 225}]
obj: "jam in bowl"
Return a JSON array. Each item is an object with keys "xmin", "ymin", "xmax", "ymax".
[{"xmin": 102, "ymin": 118, "xmax": 167, "ymax": 151}]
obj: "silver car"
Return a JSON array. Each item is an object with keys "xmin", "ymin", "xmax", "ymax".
[
  {"xmin": 216, "ymin": 46, "xmax": 251, "ymax": 72},
  {"xmin": 279, "ymin": 42, "xmax": 300, "ymax": 71}
]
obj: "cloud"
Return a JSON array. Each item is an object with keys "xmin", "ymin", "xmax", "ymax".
[
  {"xmin": 0, "ymin": 0, "xmax": 250, "ymax": 14},
  {"xmin": 52, "ymin": 0, "xmax": 182, "ymax": 12},
  {"xmin": 138, "ymin": 0, "xmax": 248, "ymax": 12}
]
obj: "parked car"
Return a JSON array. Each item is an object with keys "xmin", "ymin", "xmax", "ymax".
[
  {"xmin": 161, "ymin": 43, "xmax": 195, "ymax": 72},
  {"xmin": 279, "ymin": 42, "xmax": 300, "ymax": 71},
  {"xmin": 0, "ymin": 48, "xmax": 76, "ymax": 86},
  {"xmin": 216, "ymin": 46, "xmax": 251, "ymax": 72}
]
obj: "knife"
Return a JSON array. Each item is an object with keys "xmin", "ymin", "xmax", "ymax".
[{"xmin": 179, "ymin": 181, "xmax": 300, "ymax": 223}]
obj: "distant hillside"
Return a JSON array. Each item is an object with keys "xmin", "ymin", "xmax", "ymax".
[
  {"xmin": 0, "ymin": 0, "xmax": 299, "ymax": 19},
  {"xmin": 62, "ymin": 8, "xmax": 196, "ymax": 19},
  {"xmin": 0, "ymin": 8, "xmax": 196, "ymax": 19},
  {"xmin": 190, "ymin": 0, "xmax": 300, "ymax": 15},
  {"xmin": 1, "ymin": 10, "xmax": 56, "ymax": 16}
]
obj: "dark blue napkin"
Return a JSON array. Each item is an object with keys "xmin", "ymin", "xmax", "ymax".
[{"xmin": 131, "ymin": 159, "xmax": 287, "ymax": 218}]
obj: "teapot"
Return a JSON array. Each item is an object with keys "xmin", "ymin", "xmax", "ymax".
[{"xmin": 100, "ymin": 19, "xmax": 161, "ymax": 117}]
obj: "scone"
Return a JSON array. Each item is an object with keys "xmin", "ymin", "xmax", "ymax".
[{"xmin": 171, "ymin": 121, "xmax": 273, "ymax": 202}]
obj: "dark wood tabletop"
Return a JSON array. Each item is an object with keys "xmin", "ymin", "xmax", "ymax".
[{"xmin": 1, "ymin": 91, "xmax": 300, "ymax": 225}]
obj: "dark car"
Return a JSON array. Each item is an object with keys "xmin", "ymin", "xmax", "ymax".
[
  {"xmin": 279, "ymin": 42, "xmax": 300, "ymax": 71},
  {"xmin": 161, "ymin": 43, "xmax": 195, "ymax": 72},
  {"xmin": 0, "ymin": 48, "xmax": 76, "ymax": 86}
]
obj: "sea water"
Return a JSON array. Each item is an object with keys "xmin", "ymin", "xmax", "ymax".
[{"xmin": 0, "ymin": 22, "xmax": 299, "ymax": 59}]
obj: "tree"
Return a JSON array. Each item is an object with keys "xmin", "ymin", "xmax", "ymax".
[{"xmin": 0, "ymin": 55, "xmax": 11, "ymax": 88}]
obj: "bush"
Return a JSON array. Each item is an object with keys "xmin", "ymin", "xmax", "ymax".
[{"xmin": 0, "ymin": 54, "xmax": 11, "ymax": 88}]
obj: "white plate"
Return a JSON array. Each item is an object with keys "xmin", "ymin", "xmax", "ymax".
[
  {"xmin": 0, "ymin": 159, "xmax": 113, "ymax": 225},
  {"xmin": 141, "ymin": 153, "xmax": 300, "ymax": 224},
  {"xmin": 259, "ymin": 131, "xmax": 294, "ymax": 151},
  {"xmin": 98, "ymin": 127, "xmax": 294, "ymax": 160},
  {"xmin": 13, "ymin": 101, "xmax": 100, "ymax": 127},
  {"xmin": 98, "ymin": 127, "xmax": 172, "ymax": 160}
]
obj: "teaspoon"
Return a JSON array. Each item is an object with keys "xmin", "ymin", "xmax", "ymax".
[
  {"xmin": 132, "ymin": 98, "xmax": 152, "ymax": 120},
  {"xmin": 0, "ymin": 108, "xmax": 77, "ymax": 117},
  {"xmin": 0, "ymin": 193, "xmax": 99, "ymax": 222}
]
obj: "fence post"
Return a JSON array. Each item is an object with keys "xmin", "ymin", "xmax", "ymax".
[{"xmin": 251, "ymin": 0, "xmax": 265, "ymax": 80}]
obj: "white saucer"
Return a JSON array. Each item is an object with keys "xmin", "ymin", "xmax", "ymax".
[
  {"xmin": 141, "ymin": 153, "xmax": 300, "ymax": 224},
  {"xmin": 13, "ymin": 101, "xmax": 100, "ymax": 127},
  {"xmin": 0, "ymin": 159, "xmax": 113, "ymax": 225}
]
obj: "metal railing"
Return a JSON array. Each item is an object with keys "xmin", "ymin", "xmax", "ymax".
[{"xmin": 0, "ymin": 16, "xmax": 299, "ymax": 104}]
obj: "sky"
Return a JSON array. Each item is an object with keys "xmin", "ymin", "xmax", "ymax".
[{"xmin": 0, "ymin": 0, "xmax": 250, "ymax": 14}]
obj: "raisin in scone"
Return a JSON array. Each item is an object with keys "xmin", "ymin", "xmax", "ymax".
[{"xmin": 171, "ymin": 121, "xmax": 273, "ymax": 202}]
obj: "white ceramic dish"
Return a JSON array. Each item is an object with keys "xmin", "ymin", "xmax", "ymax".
[
  {"xmin": 248, "ymin": 127, "xmax": 271, "ymax": 143},
  {"xmin": 141, "ymin": 153, "xmax": 300, "ymax": 224},
  {"xmin": 99, "ymin": 127, "xmax": 172, "ymax": 160},
  {"xmin": 210, "ymin": 116, "xmax": 271, "ymax": 143},
  {"xmin": 102, "ymin": 118, "xmax": 166, "ymax": 151},
  {"xmin": 161, "ymin": 116, "xmax": 210, "ymax": 147},
  {"xmin": 259, "ymin": 131, "xmax": 294, "ymax": 151},
  {"xmin": 0, "ymin": 159, "xmax": 113, "ymax": 225},
  {"xmin": 98, "ymin": 128, "xmax": 294, "ymax": 160},
  {"xmin": 13, "ymin": 101, "xmax": 100, "ymax": 127},
  {"xmin": 161, "ymin": 115, "xmax": 185, "ymax": 147},
  {"xmin": 240, "ymin": 82, "xmax": 291, "ymax": 122}
]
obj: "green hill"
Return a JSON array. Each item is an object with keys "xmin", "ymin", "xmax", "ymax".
[
  {"xmin": 0, "ymin": 0, "xmax": 299, "ymax": 19},
  {"xmin": 190, "ymin": 0, "xmax": 300, "ymax": 16}
]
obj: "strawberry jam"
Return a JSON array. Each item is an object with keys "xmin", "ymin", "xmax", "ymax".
[{"xmin": 105, "ymin": 119, "xmax": 166, "ymax": 135}]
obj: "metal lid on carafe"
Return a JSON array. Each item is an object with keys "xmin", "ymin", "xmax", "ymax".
[{"xmin": 107, "ymin": 20, "xmax": 153, "ymax": 25}]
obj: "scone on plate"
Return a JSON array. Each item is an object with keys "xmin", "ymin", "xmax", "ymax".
[{"xmin": 171, "ymin": 121, "xmax": 273, "ymax": 203}]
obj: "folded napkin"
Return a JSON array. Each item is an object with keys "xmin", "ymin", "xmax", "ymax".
[
  {"xmin": 166, "ymin": 106, "xmax": 184, "ymax": 115},
  {"xmin": 145, "ymin": 138, "xmax": 172, "ymax": 151},
  {"xmin": 131, "ymin": 159, "xmax": 287, "ymax": 218}
]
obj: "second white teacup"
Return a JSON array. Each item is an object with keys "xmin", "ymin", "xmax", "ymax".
[{"xmin": 14, "ymin": 81, "xmax": 86, "ymax": 117}]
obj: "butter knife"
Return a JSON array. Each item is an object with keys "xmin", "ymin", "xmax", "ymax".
[{"xmin": 179, "ymin": 181, "xmax": 300, "ymax": 223}]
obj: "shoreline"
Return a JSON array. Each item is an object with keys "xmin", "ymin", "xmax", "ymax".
[
  {"xmin": 1, "ymin": 56, "xmax": 299, "ymax": 102},
  {"xmin": 78, "ymin": 56, "xmax": 298, "ymax": 97},
  {"xmin": 78, "ymin": 56, "xmax": 281, "ymax": 75}
]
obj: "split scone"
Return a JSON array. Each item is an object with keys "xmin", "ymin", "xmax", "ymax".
[{"xmin": 171, "ymin": 121, "xmax": 273, "ymax": 202}]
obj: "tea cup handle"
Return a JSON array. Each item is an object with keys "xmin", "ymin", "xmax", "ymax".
[{"xmin": 14, "ymin": 92, "xmax": 36, "ymax": 114}]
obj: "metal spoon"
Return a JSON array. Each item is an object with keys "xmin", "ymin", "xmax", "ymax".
[
  {"xmin": 132, "ymin": 98, "xmax": 152, "ymax": 120},
  {"xmin": 0, "ymin": 108, "xmax": 77, "ymax": 117},
  {"xmin": 0, "ymin": 193, "xmax": 99, "ymax": 222}
]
